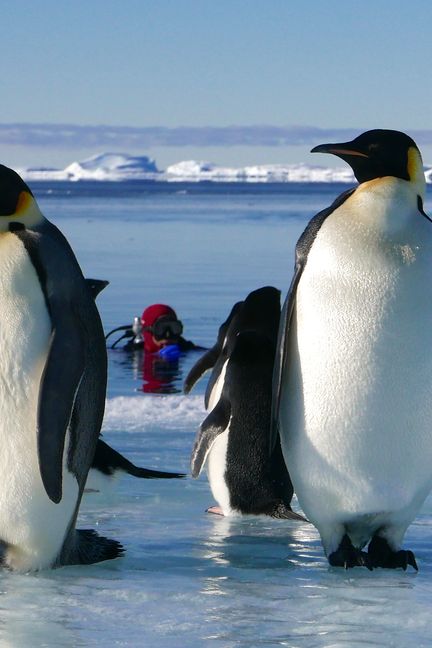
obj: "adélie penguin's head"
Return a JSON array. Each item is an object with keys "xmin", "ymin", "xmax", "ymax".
[
  {"xmin": 311, "ymin": 129, "xmax": 425, "ymax": 197},
  {"xmin": 0, "ymin": 164, "xmax": 44, "ymax": 232}
]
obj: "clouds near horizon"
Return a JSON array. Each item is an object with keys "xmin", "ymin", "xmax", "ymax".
[{"xmin": 2, "ymin": 123, "xmax": 432, "ymax": 151}]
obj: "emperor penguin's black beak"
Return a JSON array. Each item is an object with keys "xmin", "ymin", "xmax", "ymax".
[{"xmin": 310, "ymin": 142, "xmax": 369, "ymax": 159}]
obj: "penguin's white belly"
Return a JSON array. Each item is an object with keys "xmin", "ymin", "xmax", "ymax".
[
  {"xmin": 207, "ymin": 358, "xmax": 228, "ymax": 413},
  {"xmin": 207, "ymin": 429, "xmax": 234, "ymax": 515},
  {"xmin": 281, "ymin": 197, "xmax": 432, "ymax": 536},
  {"xmin": 0, "ymin": 234, "xmax": 78, "ymax": 570},
  {"xmin": 205, "ymin": 359, "xmax": 237, "ymax": 516}
]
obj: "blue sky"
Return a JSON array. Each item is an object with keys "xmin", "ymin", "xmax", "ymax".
[{"xmin": 2, "ymin": 1, "xmax": 432, "ymax": 168}]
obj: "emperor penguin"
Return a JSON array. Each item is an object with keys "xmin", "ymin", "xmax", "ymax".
[
  {"xmin": 190, "ymin": 286, "xmax": 304, "ymax": 519},
  {"xmin": 0, "ymin": 164, "xmax": 123, "ymax": 571},
  {"xmin": 272, "ymin": 129, "xmax": 432, "ymax": 570}
]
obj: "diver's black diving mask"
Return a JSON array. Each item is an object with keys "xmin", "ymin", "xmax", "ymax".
[{"xmin": 144, "ymin": 317, "xmax": 184, "ymax": 340}]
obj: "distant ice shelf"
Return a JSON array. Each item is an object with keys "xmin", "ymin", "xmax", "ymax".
[{"xmin": 15, "ymin": 152, "xmax": 432, "ymax": 183}]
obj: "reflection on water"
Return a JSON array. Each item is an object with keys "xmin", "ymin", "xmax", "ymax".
[
  {"xmin": 134, "ymin": 349, "xmax": 182, "ymax": 394},
  {"xmin": 201, "ymin": 512, "xmax": 317, "ymax": 571},
  {"xmin": 107, "ymin": 347, "xmax": 206, "ymax": 396}
]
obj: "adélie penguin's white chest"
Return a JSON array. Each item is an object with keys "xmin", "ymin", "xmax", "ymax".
[
  {"xmin": 206, "ymin": 358, "xmax": 237, "ymax": 516},
  {"xmin": 280, "ymin": 178, "xmax": 432, "ymax": 555},
  {"xmin": 0, "ymin": 233, "xmax": 78, "ymax": 571}
]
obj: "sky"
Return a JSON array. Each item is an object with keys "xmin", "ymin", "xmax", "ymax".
[{"xmin": 2, "ymin": 0, "xmax": 432, "ymax": 169}]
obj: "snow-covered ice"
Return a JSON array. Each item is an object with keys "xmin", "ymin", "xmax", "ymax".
[{"xmin": 16, "ymin": 151, "xmax": 432, "ymax": 183}]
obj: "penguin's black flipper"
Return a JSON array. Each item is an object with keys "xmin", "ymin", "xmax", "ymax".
[
  {"xmin": 270, "ymin": 188, "xmax": 355, "ymax": 455},
  {"xmin": 269, "ymin": 267, "xmax": 303, "ymax": 455},
  {"xmin": 270, "ymin": 504, "xmax": 308, "ymax": 522},
  {"xmin": 38, "ymin": 323, "xmax": 87, "ymax": 503},
  {"xmin": 60, "ymin": 529, "xmax": 124, "ymax": 565},
  {"xmin": 184, "ymin": 301, "xmax": 243, "ymax": 395},
  {"xmin": 191, "ymin": 397, "xmax": 231, "ymax": 478},
  {"xmin": 184, "ymin": 347, "xmax": 220, "ymax": 394},
  {"xmin": 85, "ymin": 278, "xmax": 109, "ymax": 299},
  {"xmin": 93, "ymin": 439, "xmax": 186, "ymax": 479}
]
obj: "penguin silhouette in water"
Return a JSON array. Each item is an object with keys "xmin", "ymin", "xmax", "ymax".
[
  {"xmin": 187, "ymin": 286, "xmax": 305, "ymax": 520},
  {"xmin": 0, "ymin": 165, "xmax": 121, "ymax": 571},
  {"xmin": 272, "ymin": 129, "xmax": 432, "ymax": 570}
]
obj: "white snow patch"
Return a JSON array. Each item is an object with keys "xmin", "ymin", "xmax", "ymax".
[{"xmin": 102, "ymin": 394, "xmax": 205, "ymax": 432}]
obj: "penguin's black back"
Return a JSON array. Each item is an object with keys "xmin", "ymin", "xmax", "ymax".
[{"xmin": 223, "ymin": 331, "xmax": 293, "ymax": 515}]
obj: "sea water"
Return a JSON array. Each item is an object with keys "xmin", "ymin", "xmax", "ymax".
[{"xmin": 2, "ymin": 181, "xmax": 432, "ymax": 647}]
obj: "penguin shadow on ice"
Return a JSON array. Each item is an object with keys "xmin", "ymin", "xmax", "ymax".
[
  {"xmin": 272, "ymin": 129, "xmax": 432, "ymax": 572},
  {"xmin": 0, "ymin": 166, "xmax": 183, "ymax": 573},
  {"xmin": 185, "ymin": 286, "xmax": 306, "ymax": 522}
]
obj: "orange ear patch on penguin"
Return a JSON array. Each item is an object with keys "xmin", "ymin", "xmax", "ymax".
[{"xmin": 15, "ymin": 191, "xmax": 32, "ymax": 214}]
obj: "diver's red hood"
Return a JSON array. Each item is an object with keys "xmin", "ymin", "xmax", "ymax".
[{"xmin": 141, "ymin": 304, "xmax": 178, "ymax": 353}]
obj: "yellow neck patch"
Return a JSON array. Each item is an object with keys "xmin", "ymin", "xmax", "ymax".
[
  {"xmin": 0, "ymin": 191, "xmax": 45, "ymax": 233},
  {"xmin": 407, "ymin": 147, "xmax": 426, "ymax": 198}
]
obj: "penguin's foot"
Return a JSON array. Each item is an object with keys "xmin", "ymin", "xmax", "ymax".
[
  {"xmin": 206, "ymin": 506, "xmax": 224, "ymax": 516},
  {"xmin": 328, "ymin": 534, "xmax": 372, "ymax": 570},
  {"xmin": 367, "ymin": 535, "xmax": 418, "ymax": 571}
]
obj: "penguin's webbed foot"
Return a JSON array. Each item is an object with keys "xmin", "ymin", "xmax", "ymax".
[
  {"xmin": 206, "ymin": 506, "xmax": 224, "ymax": 516},
  {"xmin": 328, "ymin": 534, "xmax": 372, "ymax": 570},
  {"xmin": 367, "ymin": 535, "xmax": 418, "ymax": 571}
]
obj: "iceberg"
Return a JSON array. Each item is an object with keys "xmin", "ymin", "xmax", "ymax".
[
  {"xmin": 15, "ymin": 153, "xmax": 432, "ymax": 183},
  {"xmin": 18, "ymin": 153, "xmax": 160, "ymax": 182},
  {"xmin": 165, "ymin": 160, "xmax": 356, "ymax": 183}
]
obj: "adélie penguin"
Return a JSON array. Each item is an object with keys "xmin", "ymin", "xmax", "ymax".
[
  {"xmin": 0, "ymin": 165, "xmax": 123, "ymax": 571},
  {"xmin": 272, "ymin": 129, "xmax": 432, "ymax": 570},
  {"xmin": 190, "ymin": 286, "xmax": 305, "ymax": 520}
]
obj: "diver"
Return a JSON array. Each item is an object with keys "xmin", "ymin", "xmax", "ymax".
[
  {"xmin": 106, "ymin": 304, "xmax": 206, "ymax": 393},
  {"xmin": 106, "ymin": 304, "xmax": 205, "ymax": 356}
]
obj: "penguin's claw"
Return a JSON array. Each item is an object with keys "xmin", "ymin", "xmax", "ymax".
[
  {"xmin": 367, "ymin": 535, "xmax": 418, "ymax": 571},
  {"xmin": 328, "ymin": 534, "xmax": 372, "ymax": 570}
]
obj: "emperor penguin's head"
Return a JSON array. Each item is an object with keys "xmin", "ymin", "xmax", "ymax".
[
  {"xmin": 0, "ymin": 164, "xmax": 44, "ymax": 232},
  {"xmin": 311, "ymin": 129, "xmax": 425, "ymax": 198}
]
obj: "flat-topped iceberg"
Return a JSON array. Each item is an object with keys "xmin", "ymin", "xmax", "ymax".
[
  {"xmin": 15, "ymin": 152, "xmax": 432, "ymax": 183},
  {"xmin": 165, "ymin": 160, "xmax": 356, "ymax": 182}
]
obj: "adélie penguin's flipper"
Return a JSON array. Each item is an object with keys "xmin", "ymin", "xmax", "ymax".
[
  {"xmin": 92, "ymin": 439, "xmax": 186, "ymax": 479},
  {"xmin": 270, "ymin": 502, "xmax": 308, "ymax": 522},
  {"xmin": 183, "ymin": 346, "xmax": 220, "ymax": 394},
  {"xmin": 184, "ymin": 300, "xmax": 243, "ymax": 394},
  {"xmin": 190, "ymin": 397, "xmax": 231, "ymax": 478}
]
